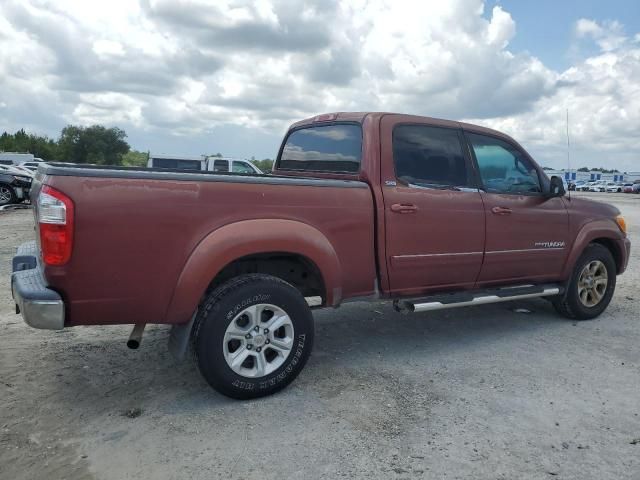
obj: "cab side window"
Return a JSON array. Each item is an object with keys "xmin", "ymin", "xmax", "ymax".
[
  {"xmin": 466, "ymin": 133, "xmax": 541, "ymax": 194},
  {"xmin": 213, "ymin": 159, "xmax": 229, "ymax": 173},
  {"xmin": 392, "ymin": 125, "xmax": 470, "ymax": 188},
  {"xmin": 232, "ymin": 161, "xmax": 255, "ymax": 174}
]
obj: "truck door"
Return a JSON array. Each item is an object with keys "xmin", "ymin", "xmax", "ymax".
[
  {"xmin": 381, "ymin": 118, "xmax": 486, "ymax": 296},
  {"xmin": 464, "ymin": 131, "xmax": 570, "ymax": 284}
]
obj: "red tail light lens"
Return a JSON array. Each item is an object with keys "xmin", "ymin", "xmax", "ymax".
[{"xmin": 38, "ymin": 185, "xmax": 74, "ymax": 266}]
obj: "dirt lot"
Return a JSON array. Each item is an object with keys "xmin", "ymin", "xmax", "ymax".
[{"xmin": 1, "ymin": 192, "xmax": 639, "ymax": 480}]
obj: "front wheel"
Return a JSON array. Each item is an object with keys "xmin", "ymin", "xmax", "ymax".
[
  {"xmin": 553, "ymin": 243, "xmax": 616, "ymax": 320},
  {"xmin": 0, "ymin": 183, "xmax": 17, "ymax": 206},
  {"xmin": 192, "ymin": 274, "xmax": 314, "ymax": 399}
]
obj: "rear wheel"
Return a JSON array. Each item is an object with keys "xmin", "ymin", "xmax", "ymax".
[
  {"xmin": 192, "ymin": 274, "xmax": 314, "ymax": 399},
  {"xmin": 553, "ymin": 243, "xmax": 616, "ymax": 320},
  {"xmin": 0, "ymin": 183, "xmax": 17, "ymax": 205}
]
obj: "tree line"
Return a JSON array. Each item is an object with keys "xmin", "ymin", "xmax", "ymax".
[
  {"xmin": 544, "ymin": 166, "xmax": 621, "ymax": 173},
  {"xmin": 0, "ymin": 126, "xmax": 148, "ymax": 166},
  {"xmin": 1, "ymin": 126, "xmax": 275, "ymax": 170}
]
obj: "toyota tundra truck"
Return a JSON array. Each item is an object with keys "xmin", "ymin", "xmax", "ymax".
[{"xmin": 10, "ymin": 112, "xmax": 630, "ymax": 399}]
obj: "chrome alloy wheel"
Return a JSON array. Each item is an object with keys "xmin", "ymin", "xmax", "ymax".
[
  {"xmin": 223, "ymin": 304, "xmax": 295, "ymax": 378},
  {"xmin": 0, "ymin": 186, "xmax": 13, "ymax": 204},
  {"xmin": 577, "ymin": 260, "xmax": 608, "ymax": 308}
]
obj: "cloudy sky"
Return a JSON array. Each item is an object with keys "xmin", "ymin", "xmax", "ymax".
[{"xmin": 1, "ymin": 0, "xmax": 639, "ymax": 170}]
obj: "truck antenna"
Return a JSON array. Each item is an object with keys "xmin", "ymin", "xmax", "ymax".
[{"xmin": 566, "ymin": 108, "xmax": 571, "ymax": 200}]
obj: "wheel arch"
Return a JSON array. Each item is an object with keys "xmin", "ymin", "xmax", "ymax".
[
  {"xmin": 590, "ymin": 237, "xmax": 624, "ymax": 273},
  {"xmin": 165, "ymin": 219, "xmax": 341, "ymax": 324},
  {"xmin": 562, "ymin": 220, "xmax": 626, "ymax": 278}
]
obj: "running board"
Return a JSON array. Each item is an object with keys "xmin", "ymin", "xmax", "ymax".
[{"xmin": 393, "ymin": 284, "xmax": 563, "ymax": 314}]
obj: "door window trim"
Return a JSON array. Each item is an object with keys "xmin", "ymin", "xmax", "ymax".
[
  {"xmin": 390, "ymin": 123, "xmax": 477, "ymax": 190},
  {"xmin": 462, "ymin": 130, "xmax": 546, "ymax": 197}
]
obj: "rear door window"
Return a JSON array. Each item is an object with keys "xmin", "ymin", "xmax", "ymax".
[
  {"xmin": 279, "ymin": 124, "xmax": 362, "ymax": 173},
  {"xmin": 392, "ymin": 125, "xmax": 470, "ymax": 187}
]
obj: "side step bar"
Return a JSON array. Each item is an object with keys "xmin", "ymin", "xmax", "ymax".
[{"xmin": 394, "ymin": 284, "xmax": 563, "ymax": 314}]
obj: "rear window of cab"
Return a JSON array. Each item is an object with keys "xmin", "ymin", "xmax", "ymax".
[{"xmin": 278, "ymin": 123, "xmax": 362, "ymax": 173}]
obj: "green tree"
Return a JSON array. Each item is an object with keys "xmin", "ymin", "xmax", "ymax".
[
  {"xmin": 0, "ymin": 129, "xmax": 59, "ymax": 160},
  {"xmin": 577, "ymin": 166, "xmax": 620, "ymax": 173},
  {"xmin": 252, "ymin": 158, "xmax": 274, "ymax": 173},
  {"xmin": 122, "ymin": 150, "xmax": 150, "ymax": 167},
  {"xmin": 58, "ymin": 125, "xmax": 130, "ymax": 165}
]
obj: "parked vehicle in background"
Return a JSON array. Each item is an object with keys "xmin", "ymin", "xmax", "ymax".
[
  {"xmin": 0, "ymin": 152, "xmax": 35, "ymax": 166},
  {"xmin": 207, "ymin": 158, "xmax": 263, "ymax": 174},
  {"xmin": 622, "ymin": 183, "xmax": 635, "ymax": 193},
  {"xmin": 18, "ymin": 159, "xmax": 44, "ymax": 172},
  {"xmin": 589, "ymin": 181, "xmax": 607, "ymax": 192},
  {"xmin": 577, "ymin": 181, "xmax": 594, "ymax": 191},
  {"xmin": 148, "ymin": 154, "xmax": 263, "ymax": 174},
  {"xmin": 0, "ymin": 165, "xmax": 32, "ymax": 205},
  {"xmin": 10, "ymin": 112, "xmax": 630, "ymax": 399},
  {"xmin": 571, "ymin": 180, "xmax": 586, "ymax": 191},
  {"xmin": 10, "ymin": 165, "xmax": 37, "ymax": 177},
  {"xmin": 147, "ymin": 154, "xmax": 208, "ymax": 170},
  {"xmin": 606, "ymin": 182, "xmax": 622, "ymax": 193},
  {"xmin": 633, "ymin": 183, "xmax": 640, "ymax": 194}
]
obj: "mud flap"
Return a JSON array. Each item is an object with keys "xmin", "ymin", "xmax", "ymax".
[{"xmin": 168, "ymin": 311, "xmax": 196, "ymax": 360}]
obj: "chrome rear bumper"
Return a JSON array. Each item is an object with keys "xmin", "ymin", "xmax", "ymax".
[{"xmin": 11, "ymin": 241, "xmax": 65, "ymax": 330}]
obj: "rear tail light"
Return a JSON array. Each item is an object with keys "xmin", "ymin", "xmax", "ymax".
[{"xmin": 38, "ymin": 185, "xmax": 74, "ymax": 266}]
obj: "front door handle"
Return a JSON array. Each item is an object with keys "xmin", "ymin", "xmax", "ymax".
[
  {"xmin": 391, "ymin": 203, "xmax": 418, "ymax": 214},
  {"xmin": 491, "ymin": 206, "xmax": 512, "ymax": 215}
]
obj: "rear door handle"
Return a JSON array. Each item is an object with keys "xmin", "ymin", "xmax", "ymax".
[
  {"xmin": 391, "ymin": 203, "xmax": 418, "ymax": 214},
  {"xmin": 491, "ymin": 206, "xmax": 512, "ymax": 215}
]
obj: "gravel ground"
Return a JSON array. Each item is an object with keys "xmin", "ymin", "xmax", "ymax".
[{"xmin": 1, "ymin": 192, "xmax": 639, "ymax": 480}]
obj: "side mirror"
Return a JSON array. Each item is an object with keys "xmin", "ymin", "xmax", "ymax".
[{"xmin": 548, "ymin": 176, "xmax": 566, "ymax": 197}]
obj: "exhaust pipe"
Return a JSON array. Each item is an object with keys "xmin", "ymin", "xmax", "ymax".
[{"xmin": 127, "ymin": 323, "xmax": 146, "ymax": 350}]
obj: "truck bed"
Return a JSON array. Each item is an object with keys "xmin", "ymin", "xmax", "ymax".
[{"xmin": 36, "ymin": 163, "xmax": 377, "ymax": 326}]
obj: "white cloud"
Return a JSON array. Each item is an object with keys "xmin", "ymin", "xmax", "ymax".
[
  {"xmin": 575, "ymin": 18, "xmax": 627, "ymax": 52},
  {"xmin": 0, "ymin": 0, "xmax": 638, "ymax": 169},
  {"xmin": 485, "ymin": 6, "xmax": 516, "ymax": 48},
  {"xmin": 69, "ymin": 92, "xmax": 145, "ymax": 127},
  {"xmin": 470, "ymin": 18, "xmax": 640, "ymax": 171},
  {"xmin": 92, "ymin": 40, "xmax": 126, "ymax": 58}
]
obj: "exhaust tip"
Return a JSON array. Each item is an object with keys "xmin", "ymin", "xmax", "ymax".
[{"xmin": 127, "ymin": 323, "xmax": 146, "ymax": 350}]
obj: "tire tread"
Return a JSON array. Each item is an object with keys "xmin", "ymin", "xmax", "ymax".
[{"xmin": 553, "ymin": 243, "xmax": 616, "ymax": 320}]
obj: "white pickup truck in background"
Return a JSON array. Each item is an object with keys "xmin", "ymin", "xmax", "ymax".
[{"xmin": 147, "ymin": 154, "xmax": 263, "ymax": 174}]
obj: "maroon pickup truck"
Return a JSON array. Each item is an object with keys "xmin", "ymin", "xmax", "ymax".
[{"xmin": 11, "ymin": 112, "xmax": 630, "ymax": 399}]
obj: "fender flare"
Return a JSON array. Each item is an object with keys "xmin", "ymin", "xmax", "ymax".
[
  {"xmin": 165, "ymin": 219, "xmax": 342, "ymax": 324},
  {"xmin": 561, "ymin": 219, "xmax": 624, "ymax": 279}
]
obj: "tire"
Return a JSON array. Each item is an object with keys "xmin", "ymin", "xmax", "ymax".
[
  {"xmin": 0, "ymin": 183, "xmax": 17, "ymax": 206},
  {"xmin": 192, "ymin": 274, "xmax": 314, "ymax": 399},
  {"xmin": 553, "ymin": 243, "xmax": 616, "ymax": 320}
]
